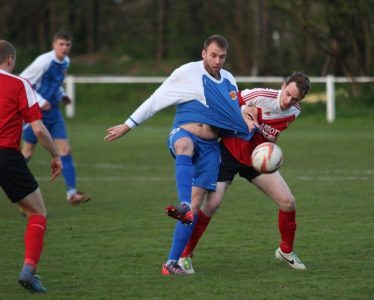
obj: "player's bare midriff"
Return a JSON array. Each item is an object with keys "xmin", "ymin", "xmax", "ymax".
[{"xmin": 180, "ymin": 123, "xmax": 219, "ymax": 140}]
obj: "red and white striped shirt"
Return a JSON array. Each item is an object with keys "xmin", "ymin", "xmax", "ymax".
[
  {"xmin": 223, "ymin": 88, "xmax": 301, "ymax": 166},
  {"xmin": 0, "ymin": 70, "xmax": 42, "ymax": 151}
]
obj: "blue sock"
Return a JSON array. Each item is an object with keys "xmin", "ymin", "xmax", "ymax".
[
  {"xmin": 175, "ymin": 155, "xmax": 193, "ymax": 204},
  {"xmin": 168, "ymin": 214, "xmax": 198, "ymax": 261},
  {"xmin": 61, "ymin": 154, "xmax": 76, "ymax": 191}
]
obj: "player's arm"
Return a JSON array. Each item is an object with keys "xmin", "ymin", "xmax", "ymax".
[
  {"xmin": 238, "ymin": 89, "xmax": 259, "ymax": 131},
  {"xmin": 20, "ymin": 55, "xmax": 51, "ymax": 110},
  {"xmin": 104, "ymin": 123, "xmax": 131, "ymax": 142},
  {"xmin": 20, "ymin": 78, "xmax": 62, "ymax": 180},
  {"xmin": 104, "ymin": 67, "xmax": 193, "ymax": 142},
  {"xmin": 104, "ymin": 89, "xmax": 176, "ymax": 142},
  {"xmin": 30, "ymin": 119, "xmax": 62, "ymax": 181}
]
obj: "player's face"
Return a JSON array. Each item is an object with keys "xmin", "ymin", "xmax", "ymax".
[
  {"xmin": 279, "ymin": 82, "xmax": 302, "ymax": 110},
  {"xmin": 53, "ymin": 39, "xmax": 72, "ymax": 60},
  {"xmin": 202, "ymin": 42, "xmax": 227, "ymax": 79}
]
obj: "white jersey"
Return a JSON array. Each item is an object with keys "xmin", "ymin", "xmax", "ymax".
[
  {"xmin": 20, "ymin": 50, "xmax": 69, "ymax": 109},
  {"xmin": 124, "ymin": 60, "xmax": 251, "ymax": 138}
]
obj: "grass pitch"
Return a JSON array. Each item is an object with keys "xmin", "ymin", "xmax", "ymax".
[{"xmin": 0, "ymin": 105, "xmax": 373, "ymax": 299}]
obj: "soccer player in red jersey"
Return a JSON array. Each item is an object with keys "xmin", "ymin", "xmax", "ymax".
[
  {"xmin": 178, "ymin": 72, "xmax": 311, "ymax": 273},
  {"xmin": 0, "ymin": 40, "xmax": 62, "ymax": 292}
]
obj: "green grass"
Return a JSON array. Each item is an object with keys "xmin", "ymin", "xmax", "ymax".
[{"xmin": 1, "ymin": 99, "xmax": 374, "ymax": 299}]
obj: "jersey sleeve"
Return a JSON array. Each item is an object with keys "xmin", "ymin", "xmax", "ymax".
[
  {"xmin": 125, "ymin": 65, "xmax": 202, "ymax": 128},
  {"xmin": 18, "ymin": 79, "xmax": 42, "ymax": 122},
  {"xmin": 239, "ymin": 89, "xmax": 256, "ymax": 105},
  {"xmin": 20, "ymin": 54, "xmax": 50, "ymax": 106}
]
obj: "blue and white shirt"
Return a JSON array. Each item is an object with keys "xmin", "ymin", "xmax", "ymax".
[
  {"xmin": 125, "ymin": 61, "xmax": 252, "ymax": 139},
  {"xmin": 20, "ymin": 50, "xmax": 69, "ymax": 120}
]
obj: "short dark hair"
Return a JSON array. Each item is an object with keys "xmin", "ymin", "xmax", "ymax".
[
  {"xmin": 0, "ymin": 40, "xmax": 16, "ymax": 64},
  {"xmin": 53, "ymin": 31, "xmax": 72, "ymax": 42},
  {"xmin": 285, "ymin": 71, "xmax": 311, "ymax": 98},
  {"xmin": 203, "ymin": 35, "xmax": 229, "ymax": 50}
]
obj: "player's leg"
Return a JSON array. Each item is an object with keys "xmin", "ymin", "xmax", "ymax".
[
  {"xmin": 163, "ymin": 188, "xmax": 211, "ymax": 276},
  {"xmin": 51, "ymin": 114, "xmax": 91, "ymax": 204},
  {"xmin": 17, "ymin": 189, "xmax": 49, "ymax": 292},
  {"xmin": 173, "ymin": 135, "xmax": 195, "ymax": 204},
  {"xmin": 163, "ymin": 138, "xmax": 220, "ymax": 275},
  {"xmin": 0, "ymin": 150, "xmax": 48, "ymax": 292},
  {"xmin": 165, "ymin": 128, "xmax": 195, "ymax": 223},
  {"xmin": 251, "ymin": 172, "xmax": 305, "ymax": 269},
  {"xmin": 181, "ymin": 182, "xmax": 229, "ymax": 259},
  {"xmin": 181, "ymin": 142, "xmax": 238, "ymax": 261},
  {"xmin": 54, "ymin": 139, "xmax": 75, "ymax": 193},
  {"xmin": 162, "ymin": 188, "xmax": 206, "ymax": 275}
]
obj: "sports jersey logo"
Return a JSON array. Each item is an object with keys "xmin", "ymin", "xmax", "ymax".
[{"xmin": 229, "ymin": 91, "xmax": 237, "ymax": 101}]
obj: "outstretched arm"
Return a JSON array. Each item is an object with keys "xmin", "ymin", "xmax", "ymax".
[{"xmin": 104, "ymin": 123, "xmax": 132, "ymax": 142}]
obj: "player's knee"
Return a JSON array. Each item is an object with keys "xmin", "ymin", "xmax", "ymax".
[
  {"xmin": 58, "ymin": 145, "xmax": 71, "ymax": 156},
  {"xmin": 208, "ymin": 203, "xmax": 220, "ymax": 216},
  {"xmin": 279, "ymin": 194, "xmax": 296, "ymax": 211},
  {"xmin": 202, "ymin": 200, "xmax": 221, "ymax": 217},
  {"xmin": 174, "ymin": 138, "xmax": 194, "ymax": 155}
]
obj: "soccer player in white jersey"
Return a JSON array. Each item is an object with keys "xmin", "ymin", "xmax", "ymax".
[
  {"xmin": 105, "ymin": 35, "xmax": 258, "ymax": 275},
  {"xmin": 21, "ymin": 31, "xmax": 91, "ymax": 205},
  {"xmin": 178, "ymin": 72, "xmax": 311, "ymax": 273},
  {"xmin": 0, "ymin": 40, "xmax": 62, "ymax": 292}
]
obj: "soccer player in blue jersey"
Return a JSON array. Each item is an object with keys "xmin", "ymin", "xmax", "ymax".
[
  {"xmin": 21, "ymin": 32, "xmax": 91, "ymax": 205},
  {"xmin": 105, "ymin": 35, "xmax": 258, "ymax": 275}
]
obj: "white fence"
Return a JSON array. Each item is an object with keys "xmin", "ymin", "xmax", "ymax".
[{"xmin": 64, "ymin": 75, "xmax": 374, "ymax": 122}]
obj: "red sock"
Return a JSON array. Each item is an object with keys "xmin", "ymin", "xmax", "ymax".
[
  {"xmin": 181, "ymin": 209, "xmax": 211, "ymax": 257},
  {"xmin": 278, "ymin": 209, "xmax": 296, "ymax": 254},
  {"xmin": 24, "ymin": 214, "xmax": 47, "ymax": 268}
]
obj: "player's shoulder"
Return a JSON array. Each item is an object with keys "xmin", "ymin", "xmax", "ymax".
[
  {"xmin": 169, "ymin": 61, "xmax": 203, "ymax": 81},
  {"xmin": 241, "ymin": 88, "xmax": 279, "ymax": 102},
  {"xmin": 288, "ymin": 103, "xmax": 302, "ymax": 114},
  {"xmin": 0, "ymin": 70, "xmax": 32, "ymax": 91},
  {"xmin": 220, "ymin": 68, "xmax": 235, "ymax": 79},
  {"xmin": 219, "ymin": 68, "xmax": 236, "ymax": 85},
  {"xmin": 1, "ymin": 70, "xmax": 24, "ymax": 84},
  {"xmin": 175, "ymin": 61, "xmax": 201, "ymax": 73},
  {"xmin": 23, "ymin": 51, "xmax": 55, "ymax": 73},
  {"xmin": 34, "ymin": 51, "xmax": 54, "ymax": 63}
]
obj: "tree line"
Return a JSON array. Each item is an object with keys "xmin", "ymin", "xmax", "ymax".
[{"xmin": 1, "ymin": 0, "xmax": 373, "ymax": 76}]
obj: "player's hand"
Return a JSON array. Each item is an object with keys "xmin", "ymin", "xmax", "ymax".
[
  {"xmin": 104, "ymin": 124, "xmax": 131, "ymax": 142},
  {"xmin": 41, "ymin": 101, "xmax": 52, "ymax": 111},
  {"xmin": 50, "ymin": 157, "xmax": 63, "ymax": 181},
  {"xmin": 242, "ymin": 105, "xmax": 259, "ymax": 132},
  {"xmin": 61, "ymin": 96, "xmax": 72, "ymax": 105}
]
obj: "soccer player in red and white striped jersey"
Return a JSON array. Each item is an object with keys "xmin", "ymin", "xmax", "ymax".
[
  {"xmin": 179, "ymin": 72, "xmax": 311, "ymax": 272},
  {"xmin": 0, "ymin": 40, "xmax": 62, "ymax": 292}
]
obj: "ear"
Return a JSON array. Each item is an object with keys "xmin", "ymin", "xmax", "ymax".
[
  {"xmin": 281, "ymin": 82, "xmax": 286, "ymax": 89},
  {"xmin": 7, "ymin": 55, "xmax": 13, "ymax": 65},
  {"xmin": 201, "ymin": 48, "xmax": 206, "ymax": 59}
]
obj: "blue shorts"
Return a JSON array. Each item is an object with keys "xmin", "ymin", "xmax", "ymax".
[
  {"xmin": 23, "ymin": 108, "xmax": 68, "ymax": 144},
  {"xmin": 168, "ymin": 128, "xmax": 220, "ymax": 191}
]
